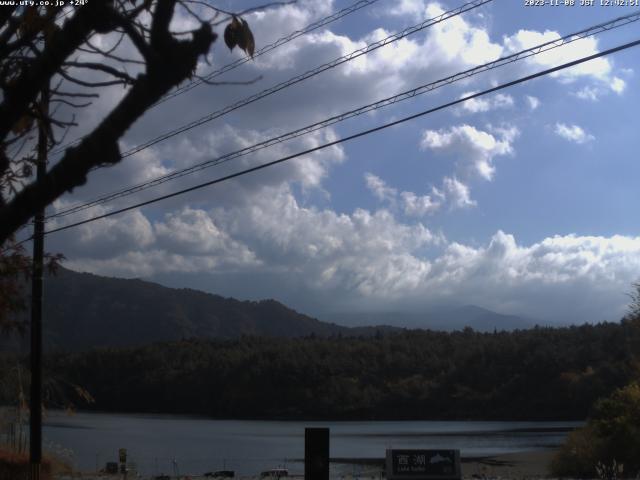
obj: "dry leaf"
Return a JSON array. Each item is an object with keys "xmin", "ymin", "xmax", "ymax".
[
  {"xmin": 240, "ymin": 18, "xmax": 255, "ymax": 58},
  {"xmin": 224, "ymin": 16, "xmax": 255, "ymax": 57},
  {"xmin": 224, "ymin": 16, "xmax": 242, "ymax": 51}
]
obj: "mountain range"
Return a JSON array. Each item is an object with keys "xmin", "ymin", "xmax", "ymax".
[{"xmin": 7, "ymin": 267, "xmax": 537, "ymax": 352}]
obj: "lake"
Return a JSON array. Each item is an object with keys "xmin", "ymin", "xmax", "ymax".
[{"xmin": 40, "ymin": 411, "xmax": 582, "ymax": 477}]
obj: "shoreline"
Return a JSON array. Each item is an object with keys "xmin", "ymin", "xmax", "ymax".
[
  {"xmin": 326, "ymin": 449, "xmax": 557, "ymax": 478},
  {"xmin": 55, "ymin": 450, "xmax": 558, "ymax": 479}
]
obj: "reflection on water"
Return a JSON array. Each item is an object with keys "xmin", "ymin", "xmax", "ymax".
[{"xmin": 42, "ymin": 411, "xmax": 582, "ymax": 476}]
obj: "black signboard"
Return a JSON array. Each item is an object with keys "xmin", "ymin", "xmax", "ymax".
[{"xmin": 386, "ymin": 450, "xmax": 461, "ymax": 480}]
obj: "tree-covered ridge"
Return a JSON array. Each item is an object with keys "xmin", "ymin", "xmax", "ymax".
[
  {"xmin": 5, "ymin": 267, "xmax": 537, "ymax": 353},
  {"xmin": 22, "ymin": 319, "xmax": 640, "ymax": 420}
]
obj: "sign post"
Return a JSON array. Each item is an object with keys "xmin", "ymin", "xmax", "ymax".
[
  {"xmin": 386, "ymin": 450, "xmax": 461, "ymax": 480},
  {"xmin": 119, "ymin": 448, "xmax": 127, "ymax": 479},
  {"xmin": 305, "ymin": 427, "xmax": 329, "ymax": 480}
]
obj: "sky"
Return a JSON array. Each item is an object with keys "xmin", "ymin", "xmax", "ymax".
[{"xmin": 40, "ymin": 0, "xmax": 640, "ymax": 325}]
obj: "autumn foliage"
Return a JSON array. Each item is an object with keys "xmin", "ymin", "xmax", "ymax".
[{"xmin": 0, "ymin": 448, "xmax": 52, "ymax": 480}]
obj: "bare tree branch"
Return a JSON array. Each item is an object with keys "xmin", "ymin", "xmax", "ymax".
[
  {"xmin": 58, "ymin": 69, "xmax": 130, "ymax": 88},
  {"xmin": 62, "ymin": 61, "xmax": 136, "ymax": 84},
  {"xmin": 0, "ymin": 2, "xmax": 113, "ymax": 141},
  {"xmin": 0, "ymin": 10, "xmax": 217, "ymax": 244}
]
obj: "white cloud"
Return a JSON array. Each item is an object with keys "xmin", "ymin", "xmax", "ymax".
[
  {"xmin": 364, "ymin": 173, "xmax": 475, "ymax": 216},
  {"xmin": 610, "ymin": 76, "xmax": 626, "ymax": 94},
  {"xmin": 424, "ymin": 231, "xmax": 640, "ymax": 322},
  {"xmin": 575, "ymin": 86, "xmax": 600, "ymax": 102},
  {"xmin": 56, "ymin": 207, "xmax": 260, "ymax": 277},
  {"xmin": 457, "ymin": 92, "xmax": 514, "ymax": 114},
  {"xmin": 365, "ymin": 124, "xmax": 514, "ymax": 217},
  {"xmin": 420, "ymin": 124, "xmax": 517, "ymax": 181},
  {"xmin": 387, "ymin": 0, "xmax": 427, "ymax": 20},
  {"xmin": 61, "ymin": 208, "xmax": 640, "ymax": 323},
  {"xmin": 211, "ymin": 185, "xmax": 445, "ymax": 298},
  {"xmin": 441, "ymin": 176, "xmax": 476, "ymax": 209},
  {"xmin": 573, "ymin": 78, "xmax": 624, "ymax": 101},
  {"xmin": 154, "ymin": 208, "xmax": 257, "ymax": 262},
  {"xmin": 400, "ymin": 190, "xmax": 442, "ymax": 216},
  {"xmin": 555, "ymin": 123, "xmax": 595, "ymax": 144},
  {"xmin": 503, "ymin": 30, "xmax": 623, "ymax": 95},
  {"xmin": 525, "ymin": 95, "xmax": 540, "ymax": 110},
  {"xmin": 423, "ymin": 4, "xmax": 502, "ymax": 66},
  {"xmin": 365, "ymin": 173, "xmax": 398, "ymax": 202}
]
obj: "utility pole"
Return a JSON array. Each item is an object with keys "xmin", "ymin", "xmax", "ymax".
[{"xmin": 30, "ymin": 84, "xmax": 49, "ymax": 480}]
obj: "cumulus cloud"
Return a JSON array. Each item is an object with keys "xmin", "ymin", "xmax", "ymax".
[
  {"xmin": 387, "ymin": 0, "xmax": 427, "ymax": 20},
  {"xmin": 55, "ymin": 207, "xmax": 260, "ymax": 277},
  {"xmin": 555, "ymin": 123, "xmax": 595, "ymax": 144},
  {"xmin": 365, "ymin": 172, "xmax": 398, "ymax": 202},
  {"xmin": 575, "ymin": 86, "xmax": 600, "ymax": 102},
  {"xmin": 440, "ymin": 176, "xmax": 476, "ymax": 209},
  {"xmin": 503, "ymin": 30, "xmax": 624, "ymax": 95},
  {"xmin": 425, "ymin": 231, "xmax": 640, "ymax": 322},
  {"xmin": 400, "ymin": 190, "xmax": 442, "ymax": 217},
  {"xmin": 574, "ymin": 76, "xmax": 625, "ymax": 101},
  {"xmin": 154, "ymin": 208, "xmax": 258, "ymax": 264},
  {"xmin": 364, "ymin": 173, "xmax": 474, "ymax": 216},
  {"xmin": 420, "ymin": 124, "xmax": 517, "ymax": 181},
  {"xmin": 457, "ymin": 92, "xmax": 514, "ymax": 114},
  {"xmin": 61, "ymin": 205, "xmax": 640, "ymax": 323}
]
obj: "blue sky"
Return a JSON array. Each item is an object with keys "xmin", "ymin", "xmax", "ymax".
[{"xmin": 45, "ymin": 0, "xmax": 640, "ymax": 325}]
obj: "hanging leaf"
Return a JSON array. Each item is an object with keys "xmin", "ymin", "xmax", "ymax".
[
  {"xmin": 224, "ymin": 16, "xmax": 242, "ymax": 51},
  {"xmin": 224, "ymin": 16, "xmax": 255, "ymax": 57},
  {"xmin": 240, "ymin": 18, "xmax": 255, "ymax": 58}
]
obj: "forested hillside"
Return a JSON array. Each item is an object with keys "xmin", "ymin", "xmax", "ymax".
[
  {"xmin": 8, "ymin": 267, "xmax": 354, "ymax": 352},
  {"xmin": 10, "ymin": 319, "xmax": 637, "ymax": 421},
  {"xmin": 5, "ymin": 267, "xmax": 535, "ymax": 352}
]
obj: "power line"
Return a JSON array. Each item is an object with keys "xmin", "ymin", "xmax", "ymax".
[
  {"xmin": 158, "ymin": 0, "xmax": 383, "ymax": 105},
  {"xmin": 118, "ymin": 0, "xmax": 492, "ymax": 159},
  {"xmin": 46, "ymin": 10, "xmax": 640, "ymax": 221},
  {"xmin": 40, "ymin": 37, "xmax": 640, "ymax": 238},
  {"xmin": 46, "ymin": 0, "xmax": 493, "ymax": 219},
  {"xmin": 50, "ymin": 0, "xmax": 492, "ymax": 161},
  {"xmin": 49, "ymin": 0, "xmax": 382, "ymax": 157}
]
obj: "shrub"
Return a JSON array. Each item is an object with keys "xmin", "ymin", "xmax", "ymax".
[{"xmin": 551, "ymin": 383, "xmax": 640, "ymax": 478}]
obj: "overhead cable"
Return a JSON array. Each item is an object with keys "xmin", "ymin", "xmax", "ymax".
[
  {"xmin": 158, "ymin": 0, "xmax": 383, "ymax": 105},
  {"xmin": 118, "ymin": 0, "xmax": 492, "ymax": 159},
  {"xmin": 50, "ymin": 0, "xmax": 493, "ymax": 160},
  {"xmin": 47, "ymin": 10, "xmax": 640, "ymax": 220},
  {"xmin": 40, "ymin": 37, "xmax": 640, "ymax": 237},
  {"xmin": 49, "ymin": 0, "xmax": 382, "ymax": 157}
]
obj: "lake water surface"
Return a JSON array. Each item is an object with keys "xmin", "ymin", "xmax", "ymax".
[{"xmin": 42, "ymin": 411, "xmax": 582, "ymax": 477}]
